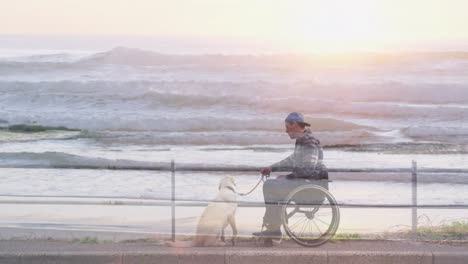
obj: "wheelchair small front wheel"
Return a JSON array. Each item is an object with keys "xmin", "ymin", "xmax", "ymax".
[{"xmin": 281, "ymin": 184, "xmax": 340, "ymax": 247}]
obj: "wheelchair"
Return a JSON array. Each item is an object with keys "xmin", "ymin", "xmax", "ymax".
[{"xmin": 259, "ymin": 179, "xmax": 340, "ymax": 247}]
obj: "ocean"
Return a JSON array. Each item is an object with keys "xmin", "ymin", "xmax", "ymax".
[{"xmin": 0, "ymin": 46, "xmax": 467, "ymax": 235}]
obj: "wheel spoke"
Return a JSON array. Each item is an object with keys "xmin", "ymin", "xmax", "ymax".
[
  {"xmin": 298, "ymin": 219, "xmax": 308, "ymax": 238},
  {"xmin": 308, "ymin": 217, "xmax": 313, "ymax": 238},
  {"xmin": 312, "ymin": 219, "xmax": 323, "ymax": 236},
  {"xmin": 314, "ymin": 216, "xmax": 331, "ymax": 227},
  {"xmin": 289, "ymin": 216, "xmax": 307, "ymax": 230}
]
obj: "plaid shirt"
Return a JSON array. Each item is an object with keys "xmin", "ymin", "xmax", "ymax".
[{"xmin": 270, "ymin": 128, "xmax": 325, "ymax": 179}]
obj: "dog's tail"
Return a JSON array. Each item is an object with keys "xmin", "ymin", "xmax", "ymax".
[{"xmin": 165, "ymin": 240, "xmax": 193, "ymax": 247}]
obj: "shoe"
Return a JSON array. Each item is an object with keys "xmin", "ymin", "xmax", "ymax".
[{"xmin": 252, "ymin": 230, "xmax": 282, "ymax": 238}]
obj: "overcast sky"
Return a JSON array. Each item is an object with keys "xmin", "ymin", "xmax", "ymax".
[{"xmin": 1, "ymin": 0, "xmax": 467, "ymax": 52}]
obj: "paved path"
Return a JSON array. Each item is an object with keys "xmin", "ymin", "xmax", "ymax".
[
  {"xmin": 1, "ymin": 238, "xmax": 467, "ymax": 252},
  {"xmin": 0, "ymin": 239, "xmax": 467, "ymax": 263}
]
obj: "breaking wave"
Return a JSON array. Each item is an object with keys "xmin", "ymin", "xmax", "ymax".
[
  {"xmin": 0, "ymin": 124, "xmax": 82, "ymax": 143},
  {"xmin": 1, "ymin": 46, "xmax": 468, "ymax": 76},
  {"xmin": 328, "ymin": 142, "xmax": 468, "ymax": 154},
  {"xmin": 0, "ymin": 151, "xmax": 169, "ymax": 169},
  {"xmin": 1, "ymin": 47, "xmax": 468, "ymax": 146}
]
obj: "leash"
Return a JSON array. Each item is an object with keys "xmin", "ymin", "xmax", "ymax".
[{"xmin": 237, "ymin": 173, "xmax": 269, "ymax": 196}]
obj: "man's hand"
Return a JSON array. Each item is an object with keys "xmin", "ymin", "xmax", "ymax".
[{"xmin": 260, "ymin": 167, "xmax": 271, "ymax": 176}]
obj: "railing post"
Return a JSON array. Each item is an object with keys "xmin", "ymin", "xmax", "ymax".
[
  {"xmin": 411, "ymin": 160, "xmax": 418, "ymax": 233},
  {"xmin": 171, "ymin": 159, "xmax": 176, "ymax": 242}
]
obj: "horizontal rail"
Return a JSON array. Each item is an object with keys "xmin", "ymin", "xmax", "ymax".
[
  {"xmin": 1, "ymin": 196, "xmax": 467, "ymax": 209},
  {"xmin": 0, "ymin": 200, "xmax": 466, "ymax": 209},
  {"xmin": 1, "ymin": 164, "xmax": 468, "ymax": 173}
]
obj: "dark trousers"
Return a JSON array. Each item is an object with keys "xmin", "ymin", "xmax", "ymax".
[{"xmin": 262, "ymin": 177, "xmax": 329, "ymax": 231}]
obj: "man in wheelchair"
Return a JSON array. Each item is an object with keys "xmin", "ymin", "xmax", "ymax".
[{"xmin": 253, "ymin": 112, "xmax": 328, "ymax": 238}]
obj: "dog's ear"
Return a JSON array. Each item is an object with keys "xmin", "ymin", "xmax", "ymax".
[
  {"xmin": 218, "ymin": 177, "xmax": 226, "ymax": 190},
  {"xmin": 219, "ymin": 177, "xmax": 235, "ymax": 190}
]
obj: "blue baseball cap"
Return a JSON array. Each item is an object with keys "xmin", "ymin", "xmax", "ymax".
[{"xmin": 285, "ymin": 112, "xmax": 310, "ymax": 126}]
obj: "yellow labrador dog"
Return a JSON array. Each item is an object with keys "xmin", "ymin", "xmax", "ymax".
[{"xmin": 166, "ymin": 176, "xmax": 238, "ymax": 247}]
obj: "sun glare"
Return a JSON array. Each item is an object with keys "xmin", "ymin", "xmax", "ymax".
[
  {"xmin": 285, "ymin": 0, "xmax": 383, "ymax": 53},
  {"xmin": 1, "ymin": 0, "xmax": 467, "ymax": 53}
]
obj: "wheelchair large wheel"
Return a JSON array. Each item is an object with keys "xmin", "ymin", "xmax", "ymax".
[{"xmin": 281, "ymin": 184, "xmax": 340, "ymax": 247}]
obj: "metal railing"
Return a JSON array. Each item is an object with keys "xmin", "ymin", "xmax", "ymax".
[{"xmin": 1, "ymin": 160, "xmax": 468, "ymax": 241}]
